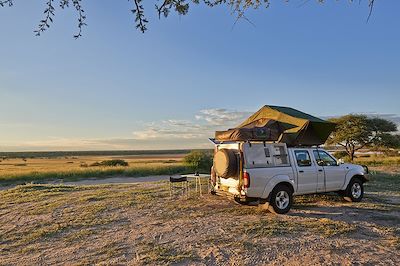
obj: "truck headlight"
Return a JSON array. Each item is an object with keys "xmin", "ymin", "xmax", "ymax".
[{"xmin": 361, "ymin": 165, "xmax": 369, "ymax": 174}]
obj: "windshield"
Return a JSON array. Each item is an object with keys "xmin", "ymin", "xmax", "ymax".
[{"xmin": 313, "ymin": 150, "xmax": 338, "ymax": 166}]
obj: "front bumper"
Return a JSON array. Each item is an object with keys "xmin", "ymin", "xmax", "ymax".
[{"xmin": 361, "ymin": 165, "xmax": 370, "ymax": 181}]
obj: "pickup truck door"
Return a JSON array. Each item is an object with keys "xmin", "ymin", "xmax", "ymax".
[
  {"xmin": 292, "ymin": 149, "xmax": 318, "ymax": 194},
  {"xmin": 313, "ymin": 150, "xmax": 346, "ymax": 192}
]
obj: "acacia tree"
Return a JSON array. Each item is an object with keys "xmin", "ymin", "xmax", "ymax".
[
  {"xmin": 327, "ymin": 115, "xmax": 398, "ymax": 161},
  {"xmin": 0, "ymin": 0, "xmax": 377, "ymax": 38}
]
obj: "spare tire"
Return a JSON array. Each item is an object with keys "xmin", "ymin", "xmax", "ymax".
[{"xmin": 213, "ymin": 149, "xmax": 238, "ymax": 178}]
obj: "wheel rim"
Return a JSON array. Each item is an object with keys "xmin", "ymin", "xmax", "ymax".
[
  {"xmin": 275, "ymin": 191, "xmax": 289, "ymax": 210},
  {"xmin": 351, "ymin": 183, "xmax": 362, "ymax": 198}
]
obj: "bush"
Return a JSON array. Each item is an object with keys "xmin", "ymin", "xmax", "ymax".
[
  {"xmin": 90, "ymin": 159, "xmax": 129, "ymax": 167},
  {"xmin": 183, "ymin": 151, "xmax": 213, "ymax": 172},
  {"xmin": 383, "ymin": 150, "xmax": 400, "ymax": 157},
  {"xmin": 103, "ymin": 159, "xmax": 129, "ymax": 167},
  {"xmin": 332, "ymin": 151, "xmax": 348, "ymax": 159}
]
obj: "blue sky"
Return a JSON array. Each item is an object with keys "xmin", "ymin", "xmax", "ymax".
[{"xmin": 0, "ymin": 0, "xmax": 399, "ymax": 151}]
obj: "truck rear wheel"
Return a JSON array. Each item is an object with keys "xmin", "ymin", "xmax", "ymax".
[
  {"xmin": 268, "ymin": 184, "xmax": 293, "ymax": 214},
  {"xmin": 344, "ymin": 177, "xmax": 364, "ymax": 202}
]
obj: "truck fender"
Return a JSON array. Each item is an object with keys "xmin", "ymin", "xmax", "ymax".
[
  {"xmin": 260, "ymin": 175, "xmax": 295, "ymax": 200},
  {"xmin": 341, "ymin": 169, "xmax": 366, "ymax": 191}
]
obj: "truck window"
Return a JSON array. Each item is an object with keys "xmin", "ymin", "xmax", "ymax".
[
  {"xmin": 313, "ymin": 150, "xmax": 337, "ymax": 166},
  {"xmin": 244, "ymin": 144, "xmax": 273, "ymax": 167},
  {"xmin": 272, "ymin": 145, "xmax": 289, "ymax": 166},
  {"xmin": 295, "ymin": 150, "xmax": 312, "ymax": 167},
  {"xmin": 243, "ymin": 143, "xmax": 289, "ymax": 168}
]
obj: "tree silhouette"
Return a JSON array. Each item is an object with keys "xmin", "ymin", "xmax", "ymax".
[{"xmin": 0, "ymin": 0, "xmax": 376, "ymax": 38}]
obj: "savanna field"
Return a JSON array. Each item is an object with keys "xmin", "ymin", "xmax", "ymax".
[
  {"xmin": 0, "ymin": 152, "xmax": 399, "ymax": 265},
  {"xmin": 0, "ymin": 153, "xmax": 190, "ymax": 186}
]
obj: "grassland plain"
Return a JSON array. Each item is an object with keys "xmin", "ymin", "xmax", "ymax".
[
  {"xmin": 0, "ymin": 167, "xmax": 399, "ymax": 265},
  {"xmin": 0, "ymin": 155, "xmax": 192, "ymax": 186}
]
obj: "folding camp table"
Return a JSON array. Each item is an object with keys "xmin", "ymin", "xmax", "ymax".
[{"xmin": 180, "ymin": 173, "xmax": 211, "ymax": 196}]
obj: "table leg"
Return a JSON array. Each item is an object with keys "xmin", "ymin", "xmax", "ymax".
[{"xmin": 199, "ymin": 177, "xmax": 202, "ymax": 196}]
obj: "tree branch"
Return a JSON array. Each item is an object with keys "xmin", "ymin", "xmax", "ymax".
[
  {"xmin": 337, "ymin": 143, "xmax": 347, "ymax": 149},
  {"xmin": 0, "ymin": 0, "xmax": 379, "ymax": 37},
  {"xmin": 367, "ymin": 0, "xmax": 375, "ymax": 22},
  {"xmin": 132, "ymin": 0, "xmax": 148, "ymax": 33},
  {"xmin": 0, "ymin": 0, "xmax": 13, "ymax": 7},
  {"xmin": 72, "ymin": 0, "xmax": 86, "ymax": 39},
  {"xmin": 156, "ymin": 0, "xmax": 169, "ymax": 19},
  {"xmin": 34, "ymin": 0, "xmax": 55, "ymax": 36}
]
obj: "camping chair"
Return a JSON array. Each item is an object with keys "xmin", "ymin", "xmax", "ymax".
[{"xmin": 169, "ymin": 176, "xmax": 189, "ymax": 198}]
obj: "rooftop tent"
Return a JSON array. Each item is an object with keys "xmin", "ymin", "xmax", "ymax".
[
  {"xmin": 215, "ymin": 105, "xmax": 336, "ymax": 146},
  {"xmin": 215, "ymin": 125, "xmax": 281, "ymax": 142}
]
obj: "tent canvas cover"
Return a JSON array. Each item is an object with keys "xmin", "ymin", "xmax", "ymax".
[{"xmin": 215, "ymin": 105, "xmax": 336, "ymax": 146}]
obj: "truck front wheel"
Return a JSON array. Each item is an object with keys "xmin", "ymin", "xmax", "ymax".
[
  {"xmin": 268, "ymin": 184, "xmax": 293, "ymax": 214},
  {"xmin": 344, "ymin": 177, "xmax": 364, "ymax": 202}
]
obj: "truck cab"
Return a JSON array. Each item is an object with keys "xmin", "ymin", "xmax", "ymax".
[{"xmin": 212, "ymin": 141, "xmax": 368, "ymax": 214}]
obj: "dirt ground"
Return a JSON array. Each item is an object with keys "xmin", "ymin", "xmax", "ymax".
[{"xmin": 0, "ymin": 172, "xmax": 399, "ymax": 265}]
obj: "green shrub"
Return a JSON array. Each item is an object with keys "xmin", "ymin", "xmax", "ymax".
[
  {"xmin": 183, "ymin": 151, "xmax": 213, "ymax": 172},
  {"xmin": 90, "ymin": 159, "xmax": 129, "ymax": 167},
  {"xmin": 332, "ymin": 151, "xmax": 348, "ymax": 159},
  {"xmin": 383, "ymin": 150, "xmax": 400, "ymax": 157}
]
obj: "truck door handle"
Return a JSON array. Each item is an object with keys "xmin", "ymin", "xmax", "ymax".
[
  {"xmin": 318, "ymin": 169, "xmax": 323, "ymax": 172},
  {"xmin": 299, "ymin": 170, "xmax": 304, "ymax": 173}
]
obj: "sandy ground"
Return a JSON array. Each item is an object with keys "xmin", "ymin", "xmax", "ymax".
[
  {"xmin": 0, "ymin": 175, "xmax": 178, "ymax": 191},
  {"xmin": 1, "ymin": 178, "xmax": 399, "ymax": 266},
  {"xmin": 55, "ymin": 175, "xmax": 175, "ymax": 186}
]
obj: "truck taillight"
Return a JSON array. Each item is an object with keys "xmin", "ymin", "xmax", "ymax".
[{"xmin": 243, "ymin": 172, "xmax": 250, "ymax": 188}]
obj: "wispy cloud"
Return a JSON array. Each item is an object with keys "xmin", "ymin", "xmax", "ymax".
[
  {"xmin": 131, "ymin": 109, "xmax": 251, "ymax": 141},
  {"xmin": 0, "ymin": 136, "xmax": 211, "ymax": 151},
  {"xmin": 195, "ymin": 108, "xmax": 252, "ymax": 126},
  {"xmin": 0, "ymin": 108, "xmax": 250, "ymax": 151},
  {"xmin": 2, "ymin": 109, "xmax": 399, "ymax": 151}
]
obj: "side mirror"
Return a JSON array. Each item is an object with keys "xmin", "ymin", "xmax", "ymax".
[{"xmin": 338, "ymin": 159, "xmax": 345, "ymax": 165}]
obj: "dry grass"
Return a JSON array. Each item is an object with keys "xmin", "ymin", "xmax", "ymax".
[
  {"xmin": 1, "ymin": 162, "xmax": 399, "ymax": 264},
  {"xmin": 0, "ymin": 155, "xmax": 184, "ymax": 174},
  {"xmin": 353, "ymin": 155, "xmax": 400, "ymax": 166},
  {"xmin": 0, "ymin": 155, "xmax": 190, "ymax": 185}
]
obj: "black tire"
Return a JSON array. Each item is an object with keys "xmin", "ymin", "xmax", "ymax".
[
  {"xmin": 234, "ymin": 197, "xmax": 251, "ymax": 205},
  {"xmin": 268, "ymin": 184, "xmax": 293, "ymax": 214},
  {"xmin": 344, "ymin": 177, "xmax": 364, "ymax": 202},
  {"xmin": 213, "ymin": 149, "xmax": 238, "ymax": 178}
]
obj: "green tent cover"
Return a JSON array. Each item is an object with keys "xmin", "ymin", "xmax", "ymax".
[{"xmin": 215, "ymin": 105, "xmax": 336, "ymax": 146}]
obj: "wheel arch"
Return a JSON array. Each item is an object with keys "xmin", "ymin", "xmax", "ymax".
[
  {"xmin": 352, "ymin": 174, "xmax": 367, "ymax": 183},
  {"xmin": 260, "ymin": 175, "xmax": 295, "ymax": 200},
  {"xmin": 342, "ymin": 170, "xmax": 367, "ymax": 190},
  {"xmin": 342, "ymin": 174, "xmax": 367, "ymax": 193}
]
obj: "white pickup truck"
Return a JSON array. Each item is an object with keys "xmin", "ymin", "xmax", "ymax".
[{"xmin": 211, "ymin": 142, "xmax": 369, "ymax": 214}]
